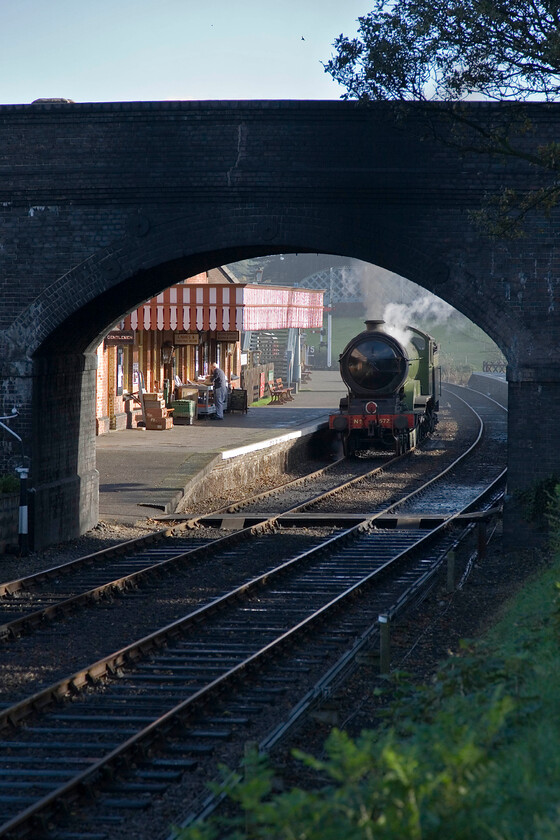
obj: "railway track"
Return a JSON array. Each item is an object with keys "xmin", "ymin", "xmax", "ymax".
[
  {"xmin": 174, "ymin": 391, "xmax": 482, "ymax": 522},
  {"xmin": 0, "ymin": 393, "xmax": 476, "ymax": 646},
  {"xmin": 0, "ymin": 385, "xmax": 506, "ymax": 839}
]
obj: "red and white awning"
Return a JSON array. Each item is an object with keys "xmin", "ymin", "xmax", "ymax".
[{"xmin": 123, "ymin": 284, "xmax": 324, "ymax": 332}]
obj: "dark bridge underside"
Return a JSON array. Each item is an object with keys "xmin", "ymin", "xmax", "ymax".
[{"xmin": 1, "ymin": 99, "xmax": 559, "ymax": 548}]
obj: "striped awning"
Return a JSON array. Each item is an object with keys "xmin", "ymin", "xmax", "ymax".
[{"xmin": 123, "ymin": 284, "xmax": 324, "ymax": 332}]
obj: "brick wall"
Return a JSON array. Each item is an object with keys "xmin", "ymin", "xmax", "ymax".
[
  {"xmin": 0, "ymin": 493, "xmax": 18, "ymax": 553},
  {"xmin": 1, "ymin": 100, "xmax": 560, "ymax": 547},
  {"xmin": 95, "ymin": 344, "xmax": 110, "ymax": 435}
]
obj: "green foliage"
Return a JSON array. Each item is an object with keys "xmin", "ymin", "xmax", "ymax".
[
  {"xmin": 0, "ymin": 474, "xmax": 19, "ymax": 494},
  {"xmin": 469, "ymin": 181, "xmax": 560, "ymax": 239},
  {"xmin": 175, "ymin": 553, "xmax": 560, "ymax": 840},
  {"xmin": 324, "ymin": 1, "xmax": 560, "ymax": 103},
  {"xmin": 546, "ymin": 484, "xmax": 560, "ymax": 553},
  {"xmin": 175, "ymin": 708, "xmax": 510, "ymax": 839},
  {"xmin": 174, "ymin": 661, "xmax": 518, "ymax": 839},
  {"xmin": 323, "ymin": 2, "xmax": 560, "ymax": 236},
  {"xmin": 515, "ymin": 475, "xmax": 559, "ymax": 523}
]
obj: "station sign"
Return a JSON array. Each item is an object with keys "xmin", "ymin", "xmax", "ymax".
[
  {"xmin": 104, "ymin": 330, "xmax": 134, "ymax": 346},
  {"xmin": 175, "ymin": 332, "xmax": 200, "ymax": 345}
]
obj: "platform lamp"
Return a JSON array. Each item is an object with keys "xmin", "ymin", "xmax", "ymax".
[
  {"xmin": 161, "ymin": 342, "xmax": 176, "ymax": 405},
  {"xmin": 0, "ymin": 409, "xmax": 29, "ymax": 556},
  {"xmin": 327, "ymin": 267, "xmax": 334, "ymax": 369},
  {"xmin": 161, "ymin": 341, "xmax": 175, "ymax": 364}
]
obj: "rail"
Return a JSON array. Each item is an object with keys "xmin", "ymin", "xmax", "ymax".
[{"xmin": 0, "ymin": 385, "xmax": 507, "ymax": 837}]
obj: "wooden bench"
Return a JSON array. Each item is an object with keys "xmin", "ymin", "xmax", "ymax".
[
  {"xmin": 301, "ymin": 365, "xmax": 312, "ymax": 384},
  {"xmin": 276, "ymin": 378, "xmax": 294, "ymax": 400},
  {"xmin": 267, "ymin": 381, "xmax": 289, "ymax": 404}
]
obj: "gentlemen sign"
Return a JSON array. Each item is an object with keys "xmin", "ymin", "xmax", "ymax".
[{"xmin": 104, "ymin": 330, "xmax": 134, "ymax": 346}]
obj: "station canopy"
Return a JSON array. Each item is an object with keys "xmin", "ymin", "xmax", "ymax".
[{"xmin": 123, "ymin": 281, "xmax": 325, "ymax": 333}]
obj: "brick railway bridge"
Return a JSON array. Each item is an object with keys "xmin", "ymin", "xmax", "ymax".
[{"xmin": 1, "ymin": 100, "xmax": 559, "ymax": 549}]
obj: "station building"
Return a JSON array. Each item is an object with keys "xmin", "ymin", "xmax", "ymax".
[{"xmin": 95, "ymin": 268, "xmax": 324, "ymax": 433}]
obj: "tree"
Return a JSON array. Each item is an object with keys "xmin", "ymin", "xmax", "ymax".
[
  {"xmin": 324, "ymin": 2, "xmax": 560, "ymax": 237},
  {"xmin": 324, "ymin": 1, "xmax": 560, "ymax": 102}
]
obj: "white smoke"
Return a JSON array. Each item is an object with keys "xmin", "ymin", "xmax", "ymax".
[
  {"xmin": 355, "ymin": 261, "xmax": 455, "ymax": 345},
  {"xmin": 358, "ymin": 263, "xmax": 403, "ymax": 320},
  {"xmin": 383, "ymin": 296, "xmax": 454, "ymax": 345},
  {"xmin": 381, "ymin": 307, "xmax": 414, "ymax": 347},
  {"xmin": 384, "ymin": 296, "xmax": 454, "ymax": 325}
]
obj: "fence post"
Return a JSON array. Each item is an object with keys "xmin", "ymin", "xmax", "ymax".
[
  {"xmin": 244, "ymin": 741, "xmax": 259, "ymax": 834},
  {"xmin": 379, "ymin": 614, "xmax": 390, "ymax": 674},
  {"xmin": 478, "ymin": 520, "xmax": 487, "ymax": 560},
  {"xmin": 446, "ymin": 550, "xmax": 456, "ymax": 593},
  {"xmin": 15, "ymin": 466, "xmax": 29, "ymax": 557}
]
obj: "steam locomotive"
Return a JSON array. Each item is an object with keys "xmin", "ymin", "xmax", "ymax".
[{"xmin": 329, "ymin": 320, "xmax": 440, "ymax": 457}]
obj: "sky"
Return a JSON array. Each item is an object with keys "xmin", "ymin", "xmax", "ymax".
[{"xmin": 1, "ymin": 0, "xmax": 368, "ymax": 105}]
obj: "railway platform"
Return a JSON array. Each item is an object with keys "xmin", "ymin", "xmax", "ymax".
[{"xmin": 96, "ymin": 370, "xmax": 345, "ymax": 525}]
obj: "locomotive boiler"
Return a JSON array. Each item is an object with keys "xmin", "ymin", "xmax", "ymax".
[{"xmin": 329, "ymin": 319, "xmax": 440, "ymax": 456}]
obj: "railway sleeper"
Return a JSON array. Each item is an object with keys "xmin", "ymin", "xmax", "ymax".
[
  {"xmin": 167, "ymin": 742, "xmax": 215, "ymax": 754},
  {"xmin": 100, "ymin": 796, "xmax": 152, "ymax": 810},
  {"xmin": 25, "ymin": 726, "xmax": 140, "ymax": 737},
  {"xmin": 105, "ymin": 781, "xmax": 168, "ymax": 793},
  {"xmin": 0, "ymin": 780, "xmax": 67, "ymax": 791},
  {"xmin": 136, "ymin": 768, "xmax": 183, "ymax": 780}
]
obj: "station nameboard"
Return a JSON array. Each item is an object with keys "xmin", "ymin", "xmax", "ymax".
[{"xmin": 216, "ymin": 331, "xmax": 239, "ymax": 341}]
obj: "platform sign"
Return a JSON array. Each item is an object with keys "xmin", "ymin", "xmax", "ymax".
[
  {"xmin": 175, "ymin": 332, "xmax": 200, "ymax": 345},
  {"xmin": 104, "ymin": 330, "xmax": 134, "ymax": 346}
]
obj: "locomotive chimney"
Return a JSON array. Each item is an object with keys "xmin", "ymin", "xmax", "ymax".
[{"xmin": 364, "ymin": 319, "xmax": 385, "ymax": 332}]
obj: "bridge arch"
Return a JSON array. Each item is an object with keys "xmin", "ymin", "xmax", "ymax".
[
  {"xmin": 1, "ymin": 99, "xmax": 558, "ymax": 547},
  {"xmin": 17, "ymin": 210, "xmax": 525, "ymax": 361}
]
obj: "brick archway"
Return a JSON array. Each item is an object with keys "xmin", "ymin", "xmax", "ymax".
[{"xmin": 1, "ymin": 100, "xmax": 558, "ymax": 547}]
